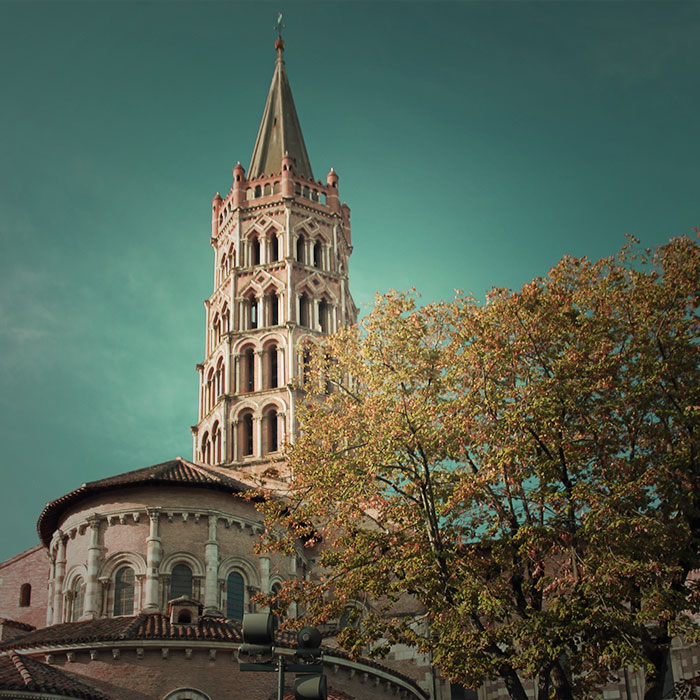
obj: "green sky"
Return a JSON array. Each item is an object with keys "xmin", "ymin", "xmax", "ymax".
[{"xmin": 0, "ymin": 0, "xmax": 698, "ymax": 561}]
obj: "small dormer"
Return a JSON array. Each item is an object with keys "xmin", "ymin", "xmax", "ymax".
[{"xmin": 168, "ymin": 596, "xmax": 203, "ymax": 626}]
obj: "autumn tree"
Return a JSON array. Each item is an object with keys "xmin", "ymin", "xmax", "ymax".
[{"xmin": 259, "ymin": 235, "xmax": 700, "ymax": 700}]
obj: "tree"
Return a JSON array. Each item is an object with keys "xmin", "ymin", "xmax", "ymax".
[{"xmin": 259, "ymin": 235, "xmax": 700, "ymax": 700}]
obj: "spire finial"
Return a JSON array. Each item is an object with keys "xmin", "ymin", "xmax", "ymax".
[{"xmin": 274, "ymin": 13, "xmax": 285, "ymax": 59}]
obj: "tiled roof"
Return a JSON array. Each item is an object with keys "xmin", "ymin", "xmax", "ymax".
[
  {"xmin": 0, "ymin": 614, "xmax": 241, "ymax": 650},
  {"xmin": 0, "ymin": 619, "xmax": 35, "ymax": 632},
  {"xmin": 1, "ymin": 615, "xmax": 427, "ymax": 698},
  {"xmin": 0, "ymin": 652, "xmax": 112, "ymax": 699},
  {"xmin": 37, "ymin": 457, "xmax": 256, "ymax": 545}
]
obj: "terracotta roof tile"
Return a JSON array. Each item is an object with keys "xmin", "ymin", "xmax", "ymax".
[
  {"xmin": 0, "ymin": 652, "xmax": 112, "ymax": 699},
  {"xmin": 1, "ymin": 615, "xmax": 427, "ymax": 698},
  {"xmin": 37, "ymin": 457, "xmax": 257, "ymax": 545}
]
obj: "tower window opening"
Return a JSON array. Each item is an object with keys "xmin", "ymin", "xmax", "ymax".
[
  {"xmin": 170, "ymin": 564, "xmax": 193, "ymax": 599},
  {"xmin": 252, "ymin": 238, "xmax": 261, "ymax": 266},
  {"xmin": 19, "ymin": 583, "xmax": 31, "ymax": 607},
  {"xmin": 268, "ymin": 344, "xmax": 278, "ymax": 389},
  {"xmin": 212, "ymin": 421, "xmax": 222, "ymax": 464},
  {"xmin": 267, "ymin": 291, "xmax": 279, "ymax": 326},
  {"xmin": 296, "ymin": 235, "xmax": 305, "ymax": 264},
  {"xmin": 221, "ymin": 304, "xmax": 230, "ymax": 334},
  {"xmin": 244, "ymin": 348, "xmax": 255, "ymax": 393},
  {"xmin": 319, "ymin": 299, "xmax": 329, "ymax": 333},
  {"xmin": 299, "ymin": 293, "xmax": 310, "ymax": 327},
  {"xmin": 201, "ymin": 432, "xmax": 211, "ymax": 463},
  {"xmin": 294, "ymin": 182, "xmax": 301, "ymax": 196},
  {"xmin": 240, "ymin": 413, "xmax": 254, "ymax": 457},
  {"xmin": 270, "ymin": 234, "xmax": 279, "ymax": 261},
  {"xmin": 313, "ymin": 241, "xmax": 322, "ymax": 269},
  {"xmin": 226, "ymin": 572, "xmax": 245, "ymax": 621},
  {"xmin": 254, "ymin": 185, "xmax": 262, "ymax": 198},
  {"xmin": 249, "ymin": 297, "xmax": 258, "ymax": 329},
  {"xmin": 264, "ymin": 407, "xmax": 279, "ymax": 454},
  {"xmin": 114, "ymin": 567, "xmax": 135, "ymax": 616},
  {"xmin": 206, "ymin": 368, "xmax": 215, "ymax": 413}
]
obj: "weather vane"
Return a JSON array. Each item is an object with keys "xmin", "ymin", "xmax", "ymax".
[{"xmin": 275, "ymin": 12, "xmax": 285, "ymax": 37}]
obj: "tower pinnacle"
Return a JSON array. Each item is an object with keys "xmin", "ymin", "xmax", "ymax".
[{"xmin": 248, "ymin": 30, "xmax": 313, "ymax": 180}]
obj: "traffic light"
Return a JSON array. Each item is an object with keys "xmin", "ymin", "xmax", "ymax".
[{"xmin": 294, "ymin": 673, "xmax": 327, "ymax": 700}]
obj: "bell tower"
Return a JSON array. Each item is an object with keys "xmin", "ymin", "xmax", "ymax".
[{"xmin": 192, "ymin": 36, "xmax": 356, "ymax": 477}]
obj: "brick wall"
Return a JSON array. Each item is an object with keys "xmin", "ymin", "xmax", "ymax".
[{"xmin": 0, "ymin": 544, "xmax": 49, "ymax": 629}]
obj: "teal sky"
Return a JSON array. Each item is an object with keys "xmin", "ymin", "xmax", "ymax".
[{"xmin": 0, "ymin": 0, "xmax": 698, "ymax": 561}]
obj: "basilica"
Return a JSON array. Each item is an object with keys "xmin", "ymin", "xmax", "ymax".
[
  {"xmin": 0, "ymin": 36, "xmax": 434, "ymax": 700},
  {"xmin": 1, "ymin": 33, "xmax": 698, "ymax": 700}
]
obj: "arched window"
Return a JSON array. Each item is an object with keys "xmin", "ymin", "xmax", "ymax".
[
  {"xmin": 267, "ymin": 343, "xmax": 278, "ymax": 389},
  {"xmin": 296, "ymin": 234, "xmax": 305, "ymax": 264},
  {"xmin": 226, "ymin": 572, "xmax": 245, "ymax": 620},
  {"xmin": 244, "ymin": 348, "xmax": 255, "ymax": 393},
  {"xmin": 18, "ymin": 583, "xmax": 31, "ymax": 607},
  {"xmin": 299, "ymin": 293, "xmax": 310, "ymax": 327},
  {"xmin": 267, "ymin": 291, "xmax": 279, "ymax": 326},
  {"xmin": 170, "ymin": 564, "xmax": 193, "ymax": 599},
  {"xmin": 254, "ymin": 185, "xmax": 262, "ymax": 198},
  {"xmin": 114, "ymin": 567, "xmax": 135, "ymax": 616},
  {"xmin": 270, "ymin": 234, "xmax": 279, "ymax": 262},
  {"xmin": 242, "ymin": 413, "xmax": 254, "ymax": 457},
  {"xmin": 264, "ymin": 407, "xmax": 278, "ymax": 455},
  {"xmin": 211, "ymin": 422, "xmax": 221, "ymax": 464},
  {"xmin": 221, "ymin": 304, "xmax": 230, "ymax": 334},
  {"xmin": 206, "ymin": 368, "xmax": 215, "ymax": 412},
  {"xmin": 215, "ymin": 357, "xmax": 224, "ymax": 398},
  {"xmin": 251, "ymin": 237, "xmax": 261, "ymax": 266},
  {"xmin": 313, "ymin": 241, "xmax": 322, "ymax": 269},
  {"xmin": 201, "ymin": 432, "xmax": 211, "ymax": 464},
  {"xmin": 213, "ymin": 314, "xmax": 220, "ymax": 345},
  {"xmin": 319, "ymin": 299, "xmax": 329, "ymax": 333},
  {"xmin": 249, "ymin": 297, "xmax": 258, "ymax": 329},
  {"xmin": 71, "ymin": 578, "xmax": 85, "ymax": 621},
  {"xmin": 270, "ymin": 582, "xmax": 282, "ymax": 612}
]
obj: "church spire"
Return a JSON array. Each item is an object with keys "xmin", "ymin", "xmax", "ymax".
[{"xmin": 248, "ymin": 34, "xmax": 314, "ymax": 180}]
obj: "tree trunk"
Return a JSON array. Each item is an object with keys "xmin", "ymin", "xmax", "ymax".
[
  {"xmin": 498, "ymin": 663, "xmax": 530, "ymax": 700},
  {"xmin": 643, "ymin": 645, "xmax": 670, "ymax": 700},
  {"xmin": 537, "ymin": 669, "xmax": 551, "ymax": 700},
  {"xmin": 550, "ymin": 660, "xmax": 574, "ymax": 700}
]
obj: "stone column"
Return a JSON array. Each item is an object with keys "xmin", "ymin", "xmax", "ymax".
[
  {"xmin": 52, "ymin": 532, "xmax": 67, "ymax": 624},
  {"xmin": 83, "ymin": 516, "xmax": 102, "ymax": 619},
  {"xmin": 255, "ymin": 350, "xmax": 263, "ymax": 392},
  {"xmin": 46, "ymin": 551, "xmax": 56, "ymax": 626},
  {"xmin": 254, "ymin": 415, "xmax": 262, "ymax": 457},
  {"xmin": 204, "ymin": 515, "xmax": 221, "ymax": 615},
  {"xmin": 259, "ymin": 556, "xmax": 270, "ymax": 599},
  {"xmin": 143, "ymin": 508, "xmax": 162, "ymax": 612},
  {"xmin": 277, "ymin": 344, "xmax": 285, "ymax": 386}
]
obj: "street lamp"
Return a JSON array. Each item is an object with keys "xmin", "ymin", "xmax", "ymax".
[{"xmin": 238, "ymin": 612, "xmax": 327, "ymax": 700}]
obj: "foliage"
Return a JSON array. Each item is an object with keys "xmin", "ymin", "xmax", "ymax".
[{"xmin": 258, "ymin": 235, "xmax": 700, "ymax": 700}]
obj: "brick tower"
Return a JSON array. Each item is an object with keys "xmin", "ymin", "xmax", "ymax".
[{"xmin": 191, "ymin": 36, "xmax": 356, "ymax": 476}]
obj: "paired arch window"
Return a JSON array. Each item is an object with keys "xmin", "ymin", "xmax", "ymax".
[
  {"xmin": 226, "ymin": 572, "xmax": 245, "ymax": 621},
  {"xmin": 114, "ymin": 566, "xmax": 135, "ymax": 616},
  {"xmin": 249, "ymin": 297, "xmax": 258, "ymax": 329},
  {"xmin": 212, "ymin": 422, "xmax": 222, "ymax": 464},
  {"xmin": 71, "ymin": 578, "xmax": 85, "ymax": 621},
  {"xmin": 19, "ymin": 583, "xmax": 31, "ymax": 607},
  {"xmin": 296, "ymin": 234, "xmax": 305, "ymax": 263},
  {"xmin": 270, "ymin": 234, "xmax": 279, "ymax": 262},
  {"xmin": 313, "ymin": 241, "xmax": 322, "ymax": 269},
  {"xmin": 170, "ymin": 564, "xmax": 193, "ymax": 599}
]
